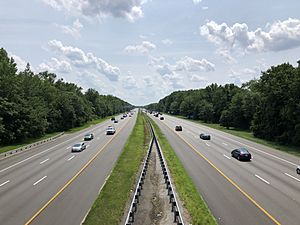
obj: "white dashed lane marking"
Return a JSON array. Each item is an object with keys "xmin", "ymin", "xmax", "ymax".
[
  {"xmin": 33, "ymin": 176, "xmax": 47, "ymax": 186},
  {"xmin": 39, "ymin": 158, "xmax": 49, "ymax": 164},
  {"xmin": 0, "ymin": 180, "xmax": 10, "ymax": 187},
  {"xmin": 255, "ymin": 174, "xmax": 270, "ymax": 185}
]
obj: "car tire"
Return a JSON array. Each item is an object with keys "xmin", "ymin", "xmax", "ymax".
[
  {"xmin": 297, "ymin": 169, "xmax": 300, "ymax": 175},
  {"xmin": 237, "ymin": 155, "xmax": 240, "ymax": 161}
]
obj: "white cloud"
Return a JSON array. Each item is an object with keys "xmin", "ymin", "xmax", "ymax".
[
  {"xmin": 60, "ymin": 19, "xmax": 83, "ymax": 38},
  {"xmin": 216, "ymin": 49, "xmax": 237, "ymax": 64},
  {"xmin": 143, "ymin": 76, "xmax": 154, "ymax": 86},
  {"xmin": 161, "ymin": 39, "xmax": 173, "ymax": 46},
  {"xmin": 42, "ymin": 0, "xmax": 144, "ymax": 22},
  {"xmin": 190, "ymin": 74, "xmax": 207, "ymax": 83},
  {"xmin": 124, "ymin": 41, "xmax": 156, "ymax": 54},
  {"xmin": 38, "ymin": 57, "xmax": 72, "ymax": 73},
  {"xmin": 202, "ymin": 6, "xmax": 208, "ymax": 10},
  {"xmin": 192, "ymin": 0, "xmax": 202, "ymax": 5},
  {"xmin": 175, "ymin": 56, "xmax": 215, "ymax": 72},
  {"xmin": 122, "ymin": 74, "xmax": 137, "ymax": 89},
  {"xmin": 47, "ymin": 40, "xmax": 120, "ymax": 81},
  {"xmin": 8, "ymin": 52, "xmax": 28, "ymax": 72},
  {"xmin": 200, "ymin": 18, "xmax": 300, "ymax": 53}
]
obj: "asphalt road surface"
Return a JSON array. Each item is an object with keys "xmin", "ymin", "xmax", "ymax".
[
  {"xmin": 0, "ymin": 112, "xmax": 137, "ymax": 225},
  {"xmin": 150, "ymin": 113, "xmax": 300, "ymax": 225}
]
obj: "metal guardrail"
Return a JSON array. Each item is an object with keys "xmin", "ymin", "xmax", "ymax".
[
  {"xmin": 124, "ymin": 119, "xmax": 184, "ymax": 225},
  {"xmin": 0, "ymin": 132, "xmax": 65, "ymax": 159}
]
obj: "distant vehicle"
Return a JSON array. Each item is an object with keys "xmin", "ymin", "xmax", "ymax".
[
  {"xmin": 123, "ymin": 114, "xmax": 127, "ymax": 118},
  {"xmin": 111, "ymin": 117, "xmax": 115, "ymax": 121},
  {"xmin": 160, "ymin": 117, "xmax": 164, "ymax": 120},
  {"xmin": 114, "ymin": 119, "xmax": 118, "ymax": 123},
  {"xmin": 155, "ymin": 113, "xmax": 159, "ymax": 117},
  {"xmin": 297, "ymin": 165, "xmax": 300, "ymax": 175},
  {"xmin": 200, "ymin": 133, "xmax": 211, "ymax": 140},
  {"xmin": 121, "ymin": 117, "xmax": 124, "ymax": 120},
  {"xmin": 106, "ymin": 126, "xmax": 116, "ymax": 135},
  {"xmin": 84, "ymin": 133, "xmax": 94, "ymax": 141},
  {"xmin": 231, "ymin": 147, "xmax": 252, "ymax": 161},
  {"xmin": 72, "ymin": 142, "xmax": 86, "ymax": 152},
  {"xmin": 175, "ymin": 125, "xmax": 182, "ymax": 131}
]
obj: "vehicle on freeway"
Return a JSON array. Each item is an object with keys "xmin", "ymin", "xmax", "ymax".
[
  {"xmin": 175, "ymin": 125, "xmax": 182, "ymax": 131},
  {"xmin": 84, "ymin": 133, "xmax": 94, "ymax": 141},
  {"xmin": 111, "ymin": 117, "xmax": 115, "ymax": 121},
  {"xmin": 72, "ymin": 142, "xmax": 86, "ymax": 152},
  {"xmin": 114, "ymin": 119, "xmax": 118, "ymax": 123},
  {"xmin": 200, "ymin": 133, "xmax": 211, "ymax": 140},
  {"xmin": 297, "ymin": 165, "xmax": 300, "ymax": 175},
  {"xmin": 160, "ymin": 117, "xmax": 164, "ymax": 120},
  {"xmin": 231, "ymin": 147, "xmax": 252, "ymax": 161},
  {"xmin": 121, "ymin": 117, "xmax": 124, "ymax": 120},
  {"xmin": 106, "ymin": 126, "xmax": 116, "ymax": 135},
  {"xmin": 123, "ymin": 114, "xmax": 127, "ymax": 118}
]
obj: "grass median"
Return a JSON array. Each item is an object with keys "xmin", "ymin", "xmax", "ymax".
[
  {"xmin": 83, "ymin": 112, "xmax": 150, "ymax": 225},
  {"xmin": 149, "ymin": 116, "xmax": 217, "ymax": 225}
]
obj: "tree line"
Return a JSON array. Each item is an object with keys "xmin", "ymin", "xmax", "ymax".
[
  {"xmin": 0, "ymin": 48, "xmax": 132, "ymax": 145},
  {"xmin": 146, "ymin": 61, "xmax": 300, "ymax": 146}
]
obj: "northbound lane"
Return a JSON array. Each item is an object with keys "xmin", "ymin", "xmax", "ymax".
[{"xmin": 150, "ymin": 113, "xmax": 300, "ymax": 225}]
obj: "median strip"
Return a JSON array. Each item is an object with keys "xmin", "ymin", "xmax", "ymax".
[{"xmin": 83, "ymin": 112, "xmax": 150, "ymax": 225}]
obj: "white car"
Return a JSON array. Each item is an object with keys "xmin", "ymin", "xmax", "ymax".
[
  {"xmin": 106, "ymin": 126, "xmax": 116, "ymax": 135},
  {"xmin": 72, "ymin": 142, "xmax": 86, "ymax": 152},
  {"xmin": 297, "ymin": 165, "xmax": 300, "ymax": 175}
]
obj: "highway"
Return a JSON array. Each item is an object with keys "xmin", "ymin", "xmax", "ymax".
[
  {"xmin": 150, "ymin": 113, "xmax": 300, "ymax": 225},
  {"xmin": 0, "ymin": 113, "xmax": 137, "ymax": 225}
]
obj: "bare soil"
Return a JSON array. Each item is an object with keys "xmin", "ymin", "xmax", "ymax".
[{"xmin": 133, "ymin": 143, "xmax": 174, "ymax": 225}]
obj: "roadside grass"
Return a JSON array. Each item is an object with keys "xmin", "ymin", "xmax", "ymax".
[
  {"xmin": 149, "ymin": 116, "xmax": 217, "ymax": 225},
  {"xmin": 83, "ymin": 112, "xmax": 150, "ymax": 225},
  {"xmin": 174, "ymin": 115, "xmax": 300, "ymax": 157},
  {"xmin": 0, "ymin": 116, "xmax": 113, "ymax": 155},
  {"xmin": 0, "ymin": 132, "xmax": 61, "ymax": 154}
]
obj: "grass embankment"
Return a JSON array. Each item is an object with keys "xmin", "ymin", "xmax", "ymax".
[
  {"xmin": 0, "ymin": 116, "xmax": 113, "ymax": 155},
  {"xmin": 175, "ymin": 115, "xmax": 300, "ymax": 157},
  {"xmin": 149, "ymin": 117, "xmax": 217, "ymax": 225},
  {"xmin": 83, "ymin": 112, "xmax": 150, "ymax": 225}
]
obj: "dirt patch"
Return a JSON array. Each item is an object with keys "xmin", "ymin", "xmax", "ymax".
[{"xmin": 133, "ymin": 143, "xmax": 174, "ymax": 225}]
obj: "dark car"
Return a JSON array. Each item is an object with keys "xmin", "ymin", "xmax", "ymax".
[
  {"xmin": 297, "ymin": 166, "xmax": 300, "ymax": 175},
  {"xmin": 114, "ymin": 119, "xmax": 118, "ymax": 123},
  {"xmin": 111, "ymin": 117, "xmax": 115, "ymax": 121},
  {"xmin": 231, "ymin": 147, "xmax": 252, "ymax": 161},
  {"xmin": 160, "ymin": 117, "xmax": 164, "ymax": 120},
  {"xmin": 200, "ymin": 133, "xmax": 211, "ymax": 140},
  {"xmin": 84, "ymin": 133, "xmax": 94, "ymax": 141},
  {"xmin": 175, "ymin": 125, "xmax": 182, "ymax": 131}
]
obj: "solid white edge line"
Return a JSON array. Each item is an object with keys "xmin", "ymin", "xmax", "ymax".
[
  {"xmin": 255, "ymin": 174, "xmax": 270, "ymax": 184},
  {"xmin": 67, "ymin": 156, "xmax": 75, "ymax": 161},
  {"xmin": 39, "ymin": 158, "xmax": 49, "ymax": 164},
  {"xmin": 170, "ymin": 116, "xmax": 298, "ymax": 167},
  {"xmin": 284, "ymin": 173, "xmax": 300, "ymax": 182},
  {"xmin": 0, "ymin": 121, "xmax": 108, "ymax": 173},
  {"xmin": 0, "ymin": 180, "xmax": 10, "ymax": 187},
  {"xmin": 33, "ymin": 176, "xmax": 47, "ymax": 186},
  {"xmin": 223, "ymin": 154, "xmax": 231, "ymax": 159}
]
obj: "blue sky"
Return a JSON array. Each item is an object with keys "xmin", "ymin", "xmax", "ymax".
[{"xmin": 1, "ymin": 0, "xmax": 300, "ymax": 105}]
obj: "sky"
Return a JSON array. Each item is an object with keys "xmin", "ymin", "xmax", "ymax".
[{"xmin": 1, "ymin": 0, "xmax": 300, "ymax": 106}]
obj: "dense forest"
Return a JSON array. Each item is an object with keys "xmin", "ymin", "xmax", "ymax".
[
  {"xmin": 0, "ymin": 48, "xmax": 132, "ymax": 145},
  {"xmin": 146, "ymin": 61, "xmax": 300, "ymax": 146}
]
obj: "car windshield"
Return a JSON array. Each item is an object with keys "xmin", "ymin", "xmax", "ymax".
[
  {"xmin": 73, "ymin": 144, "xmax": 81, "ymax": 147},
  {"xmin": 239, "ymin": 148, "xmax": 249, "ymax": 153}
]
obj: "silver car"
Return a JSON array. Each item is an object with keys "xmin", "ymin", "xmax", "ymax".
[
  {"xmin": 106, "ymin": 126, "xmax": 116, "ymax": 135},
  {"xmin": 72, "ymin": 142, "xmax": 86, "ymax": 152}
]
